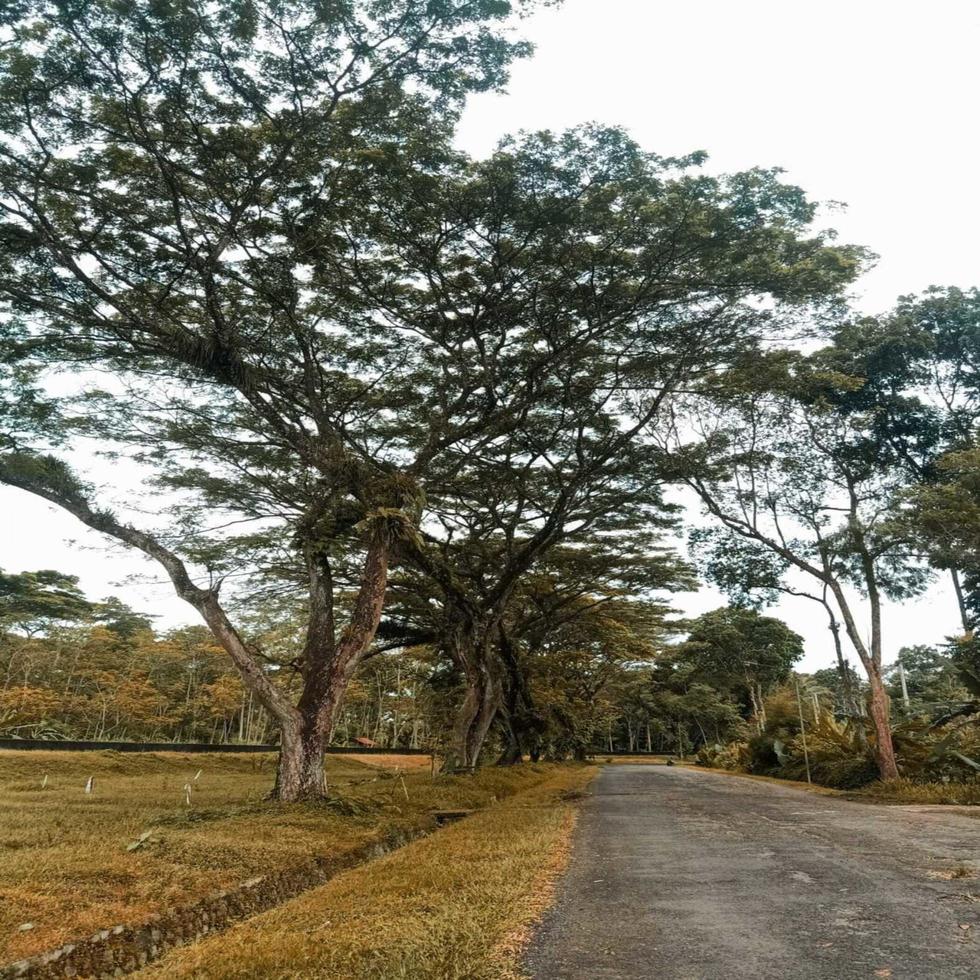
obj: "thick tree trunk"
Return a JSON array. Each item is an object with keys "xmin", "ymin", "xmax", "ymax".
[
  {"xmin": 443, "ymin": 661, "xmax": 501, "ymax": 771},
  {"xmin": 272, "ymin": 717, "xmax": 327, "ymax": 802},
  {"xmin": 266, "ymin": 522, "xmax": 391, "ymax": 801},
  {"xmin": 439, "ymin": 612, "xmax": 504, "ymax": 772},
  {"xmin": 867, "ymin": 671, "xmax": 899, "ymax": 780}
]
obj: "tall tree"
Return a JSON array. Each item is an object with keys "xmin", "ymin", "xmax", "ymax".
[
  {"xmin": 817, "ymin": 288, "xmax": 980, "ymax": 629},
  {"xmin": 659, "ymin": 355, "xmax": 929, "ymax": 779},
  {"xmin": 690, "ymin": 526, "xmax": 864, "ymax": 720},
  {"xmin": 0, "ymin": 0, "xmax": 546, "ymax": 800},
  {"xmin": 678, "ymin": 606, "xmax": 803, "ymax": 732},
  {"xmin": 0, "ymin": 3, "xmax": 860, "ymax": 790},
  {"xmin": 368, "ymin": 129, "xmax": 862, "ymax": 768}
]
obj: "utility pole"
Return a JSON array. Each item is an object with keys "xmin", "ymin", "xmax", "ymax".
[
  {"xmin": 795, "ymin": 679, "xmax": 812, "ymax": 784},
  {"xmin": 897, "ymin": 657, "xmax": 911, "ymax": 712}
]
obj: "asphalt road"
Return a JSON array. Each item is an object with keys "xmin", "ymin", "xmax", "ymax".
[{"xmin": 525, "ymin": 765, "xmax": 980, "ymax": 980}]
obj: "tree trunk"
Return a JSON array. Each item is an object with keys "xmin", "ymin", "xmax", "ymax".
[
  {"xmin": 747, "ymin": 681, "xmax": 764, "ymax": 734},
  {"xmin": 443, "ymin": 658, "xmax": 501, "ymax": 771},
  {"xmin": 867, "ymin": 671, "xmax": 899, "ymax": 780},
  {"xmin": 495, "ymin": 725, "xmax": 523, "ymax": 766},
  {"xmin": 494, "ymin": 625, "xmax": 537, "ymax": 766},
  {"xmin": 441, "ymin": 615, "xmax": 503, "ymax": 772},
  {"xmin": 272, "ymin": 717, "xmax": 327, "ymax": 802},
  {"xmin": 951, "ymin": 568, "xmax": 971, "ymax": 633},
  {"xmin": 268, "ymin": 522, "xmax": 391, "ymax": 800}
]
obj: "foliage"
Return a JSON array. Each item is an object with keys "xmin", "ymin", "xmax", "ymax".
[
  {"xmin": 0, "ymin": 0, "xmax": 558, "ymax": 796},
  {"xmin": 0, "ymin": 616, "xmax": 261, "ymax": 742},
  {"xmin": 885, "ymin": 644, "xmax": 971, "ymax": 710},
  {"xmin": 677, "ymin": 606, "xmax": 803, "ymax": 710},
  {"xmin": 0, "ymin": 568, "xmax": 94, "ymax": 635},
  {"xmin": 699, "ymin": 681, "xmax": 980, "ymax": 790}
]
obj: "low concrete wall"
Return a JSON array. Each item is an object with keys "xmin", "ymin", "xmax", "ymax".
[
  {"xmin": 0, "ymin": 739, "xmax": 427, "ymax": 755},
  {"xmin": 0, "ymin": 824, "xmax": 429, "ymax": 979}
]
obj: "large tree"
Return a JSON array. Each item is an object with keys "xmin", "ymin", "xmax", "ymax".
[
  {"xmin": 0, "ymin": 2, "xmax": 860, "ymax": 792},
  {"xmin": 659, "ymin": 354, "xmax": 930, "ymax": 779},
  {"xmin": 364, "ymin": 129, "xmax": 862, "ymax": 769},
  {"xmin": 0, "ymin": 0, "xmax": 547, "ymax": 800}
]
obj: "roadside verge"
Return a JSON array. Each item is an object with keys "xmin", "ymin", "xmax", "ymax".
[{"xmin": 135, "ymin": 765, "xmax": 597, "ymax": 980}]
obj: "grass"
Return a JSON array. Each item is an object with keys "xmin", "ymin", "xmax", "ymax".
[
  {"xmin": 849, "ymin": 778, "xmax": 980, "ymax": 806},
  {"xmin": 135, "ymin": 764, "xmax": 596, "ymax": 980},
  {"xmin": 601, "ymin": 754, "xmax": 672, "ymax": 765},
  {"xmin": 0, "ymin": 750, "xmax": 563, "ymax": 963},
  {"xmin": 688, "ymin": 761, "xmax": 980, "ymax": 807}
]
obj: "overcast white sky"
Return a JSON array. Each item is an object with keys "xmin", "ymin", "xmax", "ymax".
[{"xmin": 2, "ymin": 0, "xmax": 978, "ymax": 670}]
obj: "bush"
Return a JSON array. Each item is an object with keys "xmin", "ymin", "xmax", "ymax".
[{"xmin": 695, "ymin": 741, "xmax": 749, "ymax": 770}]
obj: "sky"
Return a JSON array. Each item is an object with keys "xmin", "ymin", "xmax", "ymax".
[{"xmin": 2, "ymin": 0, "xmax": 979, "ymax": 670}]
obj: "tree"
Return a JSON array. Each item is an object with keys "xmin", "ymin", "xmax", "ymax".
[
  {"xmin": 677, "ymin": 606, "xmax": 803, "ymax": 732},
  {"xmin": 884, "ymin": 644, "xmax": 968, "ymax": 711},
  {"xmin": 635, "ymin": 661, "xmax": 746, "ymax": 756},
  {"xmin": 0, "ymin": 0, "xmax": 545, "ymax": 800},
  {"xmin": 521, "ymin": 595, "xmax": 668, "ymax": 760},
  {"xmin": 903, "ymin": 446, "xmax": 980, "ymax": 627},
  {"xmin": 817, "ymin": 288, "xmax": 980, "ymax": 630},
  {"xmin": 690, "ymin": 526, "xmax": 864, "ymax": 720},
  {"xmin": 373, "ymin": 130, "xmax": 861, "ymax": 769},
  {"xmin": 494, "ymin": 536, "xmax": 690, "ymax": 763},
  {"xmin": 660, "ymin": 354, "xmax": 930, "ymax": 779},
  {"xmin": 0, "ymin": 568, "xmax": 93, "ymax": 635},
  {"xmin": 0, "ymin": 2, "xmax": 860, "ymax": 791}
]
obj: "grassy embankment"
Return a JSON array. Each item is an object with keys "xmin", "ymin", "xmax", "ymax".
[
  {"xmin": 850, "ymin": 778, "xmax": 980, "ymax": 806},
  {"xmin": 687, "ymin": 760, "xmax": 980, "ymax": 806},
  {"xmin": 0, "ymin": 750, "xmax": 584, "ymax": 964},
  {"xmin": 136, "ymin": 764, "xmax": 595, "ymax": 980}
]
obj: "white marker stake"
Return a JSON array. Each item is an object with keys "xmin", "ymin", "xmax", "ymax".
[
  {"xmin": 84, "ymin": 776, "xmax": 94, "ymax": 794},
  {"xmin": 183, "ymin": 783, "xmax": 192, "ymax": 805},
  {"xmin": 40, "ymin": 774, "xmax": 48, "ymax": 790},
  {"xmin": 194, "ymin": 769, "xmax": 202, "ymax": 781}
]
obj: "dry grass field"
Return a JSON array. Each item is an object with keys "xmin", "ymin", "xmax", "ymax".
[
  {"xmin": 0, "ymin": 750, "xmax": 567, "ymax": 964},
  {"xmin": 137, "ymin": 765, "xmax": 596, "ymax": 980}
]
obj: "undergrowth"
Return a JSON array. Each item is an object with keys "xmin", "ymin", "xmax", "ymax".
[{"xmin": 696, "ymin": 685, "xmax": 980, "ymax": 798}]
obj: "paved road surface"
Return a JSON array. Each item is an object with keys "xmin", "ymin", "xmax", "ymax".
[{"xmin": 525, "ymin": 765, "xmax": 979, "ymax": 979}]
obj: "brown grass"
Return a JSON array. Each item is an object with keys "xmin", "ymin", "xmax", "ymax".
[
  {"xmin": 136, "ymin": 765, "xmax": 596, "ymax": 980},
  {"xmin": 345, "ymin": 753, "xmax": 432, "ymax": 770},
  {"xmin": 849, "ymin": 778, "xmax": 980, "ymax": 806},
  {"xmin": 689, "ymin": 762, "xmax": 980, "ymax": 808},
  {"xmin": 0, "ymin": 750, "xmax": 560, "ymax": 963}
]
